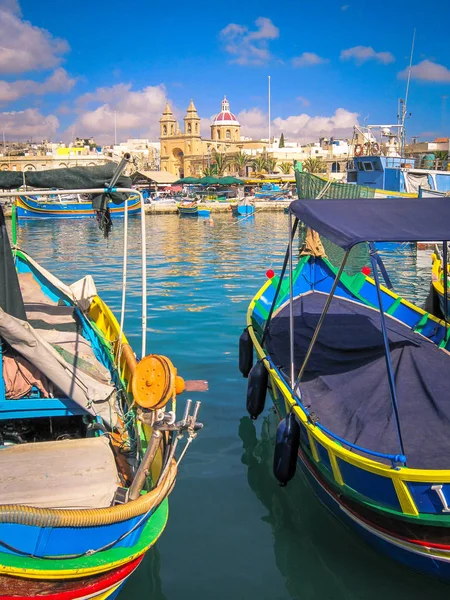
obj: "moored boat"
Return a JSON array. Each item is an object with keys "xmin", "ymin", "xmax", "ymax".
[
  {"xmin": 178, "ymin": 200, "xmax": 198, "ymax": 216},
  {"xmin": 231, "ymin": 203, "xmax": 255, "ymax": 217},
  {"xmin": 16, "ymin": 193, "xmax": 140, "ymax": 219},
  {"xmin": 0, "ymin": 160, "xmax": 205, "ymax": 598},
  {"xmin": 242, "ymin": 195, "xmax": 450, "ymax": 581}
]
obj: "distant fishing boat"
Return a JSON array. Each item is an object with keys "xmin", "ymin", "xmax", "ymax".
[
  {"xmin": 255, "ymin": 183, "xmax": 290, "ymax": 200},
  {"xmin": 178, "ymin": 200, "xmax": 199, "ymax": 216},
  {"xmin": 16, "ymin": 193, "xmax": 140, "ymax": 219},
  {"xmin": 232, "ymin": 203, "xmax": 255, "ymax": 216},
  {"xmin": 241, "ymin": 194, "xmax": 450, "ymax": 583},
  {"xmin": 0, "ymin": 159, "xmax": 205, "ymax": 599}
]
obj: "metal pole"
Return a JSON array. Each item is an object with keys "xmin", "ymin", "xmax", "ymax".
[
  {"xmin": 294, "ymin": 249, "xmax": 350, "ymax": 392},
  {"xmin": 444, "ymin": 241, "xmax": 448, "ymax": 327},
  {"xmin": 268, "ymin": 75, "xmax": 271, "ymax": 149},
  {"xmin": 119, "ymin": 197, "xmax": 128, "ymax": 346},
  {"xmin": 138, "ymin": 188, "xmax": 147, "ymax": 358},
  {"xmin": 261, "ymin": 217, "xmax": 299, "ymax": 344},
  {"xmin": 288, "ymin": 211, "xmax": 295, "ymax": 387},
  {"xmin": 369, "ymin": 248, "xmax": 405, "ymax": 457}
]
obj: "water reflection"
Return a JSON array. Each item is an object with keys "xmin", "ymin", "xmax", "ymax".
[{"xmin": 239, "ymin": 414, "xmax": 450, "ymax": 599}]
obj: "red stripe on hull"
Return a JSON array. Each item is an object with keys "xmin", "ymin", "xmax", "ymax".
[{"xmin": 0, "ymin": 555, "xmax": 144, "ymax": 600}]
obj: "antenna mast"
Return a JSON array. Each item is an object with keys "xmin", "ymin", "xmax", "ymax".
[{"xmin": 401, "ymin": 29, "xmax": 416, "ymax": 157}]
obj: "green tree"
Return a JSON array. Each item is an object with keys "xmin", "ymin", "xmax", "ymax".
[
  {"xmin": 302, "ymin": 157, "xmax": 327, "ymax": 174},
  {"xmin": 252, "ymin": 154, "xmax": 267, "ymax": 174},
  {"xmin": 279, "ymin": 162, "xmax": 292, "ymax": 174},
  {"xmin": 202, "ymin": 165, "xmax": 215, "ymax": 176},
  {"xmin": 212, "ymin": 151, "xmax": 228, "ymax": 176},
  {"xmin": 279, "ymin": 133, "xmax": 285, "ymax": 148},
  {"xmin": 435, "ymin": 150, "xmax": 449, "ymax": 169},
  {"xmin": 232, "ymin": 151, "xmax": 251, "ymax": 176},
  {"xmin": 266, "ymin": 156, "xmax": 278, "ymax": 173}
]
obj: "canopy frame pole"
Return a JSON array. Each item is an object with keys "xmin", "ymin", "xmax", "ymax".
[
  {"xmin": 118, "ymin": 197, "xmax": 128, "ymax": 353},
  {"xmin": 369, "ymin": 244, "xmax": 406, "ymax": 459},
  {"xmin": 444, "ymin": 241, "xmax": 448, "ymax": 329},
  {"xmin": 0, "ymin": 185, "xmax": 148, "ymax": 359},
  {"xmin": 261, "ymin": 216, "xmax": 299, "ymax": 345},
  {"xmin": 294, "ymin": 249, "xmax": 350, "ymax": 393},
  {"xmin": 288, "ymin": 211, "xmax": 295, "ymax": 387}
]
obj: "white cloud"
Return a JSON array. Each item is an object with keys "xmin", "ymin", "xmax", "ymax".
[
  {"xmin": 237, "ymin": 106, "xmax": 359, "ymax": 142},
  {"xmin": 220, "ymin": 17, "xmax": 279, "ymax": 66},
  {"xmin": 0, "ymin": 108, "xmax": 59, "ymax": 139},
  {"xmin": 70, "ymin": 83, "xmax": 169, "ymax": 143},
  {"xmin": 0, "ymin": 4, "xmax": 69, "ymax": 74},
  {"xmin": 340, "ymin": 45, "xmax": 394, "ymax": 65},
  {"xmin": 292, "ymin": 52, "xmax": 328, "ymax": 67},
  {"xmin": 398, "ymin": 59, "xmax": 450, "ymax": 83},
  {"xmin": 341, "ymin": 4, "xmax": 350, "ymax": 9},
  {"xmin": 0, "ymin": 68, "xmax": 76, "ymax": 103}
]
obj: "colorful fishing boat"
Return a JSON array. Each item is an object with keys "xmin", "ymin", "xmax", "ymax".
[
  {"xmin": 231, "ymin": 203, "xmax": 255, "ymax": 217},
  {"xmin": 430, "ymin": 245, "xmax": 450, "ymax": 320},
  {"xmin": 177, "ymin": 200, "xmax": 198, "ymax": 216},
  {"xmin": 16, "ymin": 193, "xmax": 140, "ymax": 219},
  {"xmin": 255, "ymin": 183, "xmax": 290, "ymax": 200},
  {"xmin": 242, "ymin": 195, "xmax": 450, "ymax": 582},
  {"xmin": 0, "ymin": 159, "xmax": 204, "ymax": 598}
]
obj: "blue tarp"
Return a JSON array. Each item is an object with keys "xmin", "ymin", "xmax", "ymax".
[
  {"xmin": 289, "ymin": 198, "xmax": 450, "ymax": 249},
  {"xmin": 266, "ymin": 292, "xmax": 450, "ymax": 469}
]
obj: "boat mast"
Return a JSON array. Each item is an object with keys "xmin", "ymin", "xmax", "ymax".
[{"xmin": 401, "ymin": 29, "xmax": 416, "ymax": 158}]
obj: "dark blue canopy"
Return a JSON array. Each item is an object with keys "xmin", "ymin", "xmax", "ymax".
[{"xmin": 289, "ymin": 198, "xmax": 450, "ymax": 249}]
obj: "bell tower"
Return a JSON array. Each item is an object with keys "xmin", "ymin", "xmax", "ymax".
[
  {"xmin": 160, "ymin": 102, "xmax": 176, "ymax": 138},
  {"xmin": 184, "ymin": 99, "xmax": 201, "ymax": 138}
]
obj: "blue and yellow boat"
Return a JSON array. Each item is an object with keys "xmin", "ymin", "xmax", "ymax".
[
  {"xmin": 0, "ymin": 162, "xmax": 204, "ymax": 599},
  {"xmin": 177, "ymin": 200, "xmax": 198, "ymax": 216},
  {"xmin": 243, "ymin": 196, "xmax": 450, "ymax": 582},
  {"xmin": 16, "ymin": 193, "xmax": 140, "ymax": 219}
]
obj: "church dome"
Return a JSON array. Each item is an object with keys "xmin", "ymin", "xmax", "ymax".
[{"xmin": 212, "ymin": 96, "xmax": 240, "ymax": 126}]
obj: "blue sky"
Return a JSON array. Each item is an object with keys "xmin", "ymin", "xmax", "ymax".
[{"xmin": 1, "ymin": 0, "xmax": 449, "ymax": 143}]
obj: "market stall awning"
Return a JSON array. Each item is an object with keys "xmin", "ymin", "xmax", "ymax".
[{"xmin": 133, "ymin": 171, "xmax": 178, "ymax": 185}]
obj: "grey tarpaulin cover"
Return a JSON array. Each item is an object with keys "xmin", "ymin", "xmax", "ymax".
[
  {"xmin": 266, "ymin": 292, "xmax": 450, "ymax": 469},
  {"xmin": 0, "ymin": 205, "xmax": 26, "ymax": 320},
  {"xmin": 0, "ymin": 163, "xmax": 132, "ymax": 207}
]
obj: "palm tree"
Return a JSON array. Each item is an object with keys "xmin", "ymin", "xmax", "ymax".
[
  {"xmin": 202, "ymin": 165, "xmax": 215, "ymax": 176},
  {"xmin": 232, "ymin": 151, "xmax": 251, "ymax": 176},
  {"xmin": 252, "ymin": 154, "xmax": 267, "ymax": 175},
  {"xmin": 279, "ymin": 162, "xmax": 292, "ymax": 174},
  {"xmin": 435, "ymin": 150, "xmax": 449, "ymax": 169},
  {"xmin": 266, "ymin": 156, "xmax": 278, "ymax": 173},
  {"xmin": 212, "ymin": 151, "xmax": 228, "ymax": 176},
  {"xmin": 302, "ymin": 157, "xmax": 327, "ymax": 174}
]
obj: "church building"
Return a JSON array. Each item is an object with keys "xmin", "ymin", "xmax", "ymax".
[{"xmin": 159, "ymin": 96, "xmax": 262, "ymax": 177}]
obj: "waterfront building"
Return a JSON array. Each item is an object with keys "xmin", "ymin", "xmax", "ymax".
[{"xmin": 160, "ymin": 97, "xmax": 263, "ymax": 177}]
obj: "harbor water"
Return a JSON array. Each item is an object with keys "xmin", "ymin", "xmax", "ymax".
[{"xmin": 16, "ymin": 213, "xmax": 449, "ymax": 599}]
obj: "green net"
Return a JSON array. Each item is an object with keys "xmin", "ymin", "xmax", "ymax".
[{"xmin": 295, "ymin": 171, "xmax": 375, "ymax": 199}]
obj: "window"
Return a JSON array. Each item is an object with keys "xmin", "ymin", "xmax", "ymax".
[
  {"xmin": 331, "ymin": 162, "xmax": 340, "ymax": 173},
  {"xmin": 163, "ymin": 125, "xmax": 167, "ymax": 135},
  {"xmin": 195, "ymin": 123, "xmax": 198, "ymax": 133},
  {"xmin": 362, "ymin": 161, "xmax": 374, "ymax": 171},
  {"xmin": 187, "ymin": 123, "xmax": 192, "ymax": 134},
  {"xmin": 217, "ymin": 130, "xmax": 221, "ymax": 140},
  {"xmin": 226, "ymin": 129, "xmax": 231, "ymax": 140},
  {"xmin": 170, "ymin": 125, "xmax": 174, "ymax": 135}
]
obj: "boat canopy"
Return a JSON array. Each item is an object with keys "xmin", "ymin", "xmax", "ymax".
[
  {"xmin": 0, "ymin": 163, "xmax": 131, "ymax": 192},
  {"xmin": 289, "ymin": 198, "xmax": 450, "ymax": 249}
]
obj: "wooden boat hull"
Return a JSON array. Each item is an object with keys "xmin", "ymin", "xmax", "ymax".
[
  {"xmin": 178, "ymin": 205, "xmax": 198, "ymax": 216},
  {"xmin": 247, "ymin": 254, "xmax": 450, "ymax": 581},
  {"xmin": 16, "ymin": 195, "xmax": 141, "ymax": 219},
  {"xmin": 232, "ymin": 204, "xmax": 254, "ymax": 216},
  {"xmin": 0, "ymin": 554, "xmax": 143, "ymax": 599}
]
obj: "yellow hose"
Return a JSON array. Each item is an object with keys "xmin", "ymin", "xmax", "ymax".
[{"xmin": 0, "ymin": 462, "xmax": 177, "ymax": 528}]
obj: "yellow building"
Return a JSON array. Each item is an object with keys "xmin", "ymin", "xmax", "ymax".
[{"xmin": 160, "ymin": 96, "xmax": 261, "ymax": 177}]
